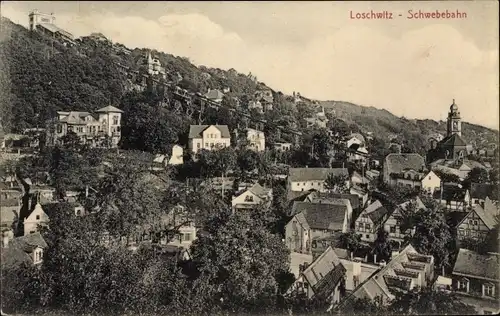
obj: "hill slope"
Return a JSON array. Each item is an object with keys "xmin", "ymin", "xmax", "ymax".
[{"xmin": 1, "ymin": 17, "xmax": 497, "ymax": 157}]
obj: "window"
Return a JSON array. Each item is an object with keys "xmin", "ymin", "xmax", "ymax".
[
  {"xmin": 183, "ymin": 233, "xmax": 192, "ymax": 242},
  {"xmin": 244, "ymin": 195, "xmax": 254, "ymax": 202},
  {"xmin": 365, "ymin": 234, "xmax": 369, "ymax": 239},
  {"xmin": 390, "ymin": 226, "xmax": 396, "ymax": 234},
  {"xmin": 458, "ymin": 278, "xmax": 469, "ymax": 292},
  {"xmin": 197, "ymin": 143, "xmax": 201, "ymax": 149},
  {"xmin": 428, "ymin": 176, "xmax": 431, "ymax": 180},
  {"xmin": 113, "ymin": 115, "xmax": 119, "ymax": 125},
  {"xmin": 483, "ymin": 283, "xmax": 495, "ymax": 297},
  {"xmin": 57, "ymin": 124, "xmax": 63, "ymax": 133},
  {"xmin": 36, "ymin": 215, "xmax": 40, "ymax": 220},
  {"xmin": 365, "ymin": 224, "xmax": 371, "ymax": 231}
]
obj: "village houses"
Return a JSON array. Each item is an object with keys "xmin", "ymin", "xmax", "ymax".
[
  {"xmin": 456, "ymin": 202, "xmax": 498, "ymax": 242},
  {"xmin": 245, "ymin": 128, "xmax": 266, "ymax": 152},
  {"xmin": 433, "ymin": 183, "xmax": 470, "ymax": 211},
  {"xmin": 382, "ymin": 153, "xmax": 426, "ymax": 189},
  {"xmin": 1, "ymin": 232, "xmax": 48, "ymax": 269},
  {"xmin": 188, "ymin": 125, "xmax": 231, "ymax": 155}
]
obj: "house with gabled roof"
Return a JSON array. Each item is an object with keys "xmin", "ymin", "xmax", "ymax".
[
  {"xmin": 287, "ymin": 246, "xmax": 346, "ymax": 306},
  {"xmin": 288, "ymin": 167, "xmax": 349, "ymax": 193},
  {"xmin": 470, "ymin": 183, "xmax": 499, "ymax": 206},
  {"xmin": 231, "ymin": 183, "xmax": 272, "ymax": 211},
  {"xmin": 456, "ymin": 204, "xmax": 498, "ymax": 242},
  {"xmin": 285, "ymin": 201, "xmax": 351, "ymax": 254},
  {"xmin": 304, "ymin": 191, "xmax": 361, "ymax": 217},
  {"xmin": 451, "ymin": 249, "xmax": 500, "ymax": 315},
  {"xmin": 338, "ymin": 245, "xmax": 434, "ymax": 310},
  {"xmin": 354, "ymin": 200, "xmax": 390, "ymax": 243},
  {"xmin": 23, "ymin": 203, "xmax": 49, "ymax": 236},
  {"xmin": 1, "ymin": 232, "xmax": 48, "ymax": 269},
  {"xmin": 188, "ymin": 125, "xmax": 231, "ymax": 155},
  {"xmin": 383, "ymin": 153, "xmax": 426, "ymax": 188}
]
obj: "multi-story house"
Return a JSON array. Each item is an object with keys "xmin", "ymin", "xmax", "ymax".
[
  {"xmin": 456, "ymin": 204, "xmax": 498, "ymax": 242},
  {"xmin": 339, "ymin": 245, "xmax": 434, "ymax": 309},
  {"xmin": 29, "ymin": 10, "xmax": 75, "ymax": 45},
  {"xmin": 144, "ymin": 51, "xmax": 166, "ymax": 78},
  {"xmin": 272, "ymin": 142, "xmax": 292, "ymax": 152},
  {"xmin": 287, "ymin": 246, "xmax": 346, "ymax": 306},
  {"xmin": 452, "ymin": 249, "xmax": 500, "ymax": 315},
  {"xmin": 246, "ymin": 128, "xmax": 265, "ymax": 152},
  {"xmin": 48, "ymin": 105, "xmax": 123, "ymax": 148},
  {"xmin": 354, "ymin": 200, "xmax": 390, "ymax": 243},
  {"xmin": 285, "ymin": 201, "xmax": 351, "ymax": 254},
  {"xmin": 188, "ymin": 125, "xmax": 231, "ymax": 155},
  {"xmin": 288, "ymin": 168, "xmax": 349, "ymax": 193},
  {"xmin": 421, "ymin": 170, "xmax": 442, "ymax": 194},
  {"xmin": 383, "ymin": 153, "xmax": 426, "ymax": 188},
  {"xmin": 231, "ymin": 183, "xmax": 272, "ymax": 211}
]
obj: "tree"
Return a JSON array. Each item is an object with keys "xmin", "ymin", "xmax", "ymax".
[
  {"xmin": 236, "ymin": 148, "xmax": 260, "ymax": 174},
  {"xmin": 389, "ymin": 287, "xmax": 477, "ymax": 315},
  {"xmin": 409, "ymin": 207, "xmax": 453, "ymax": 273},
  {"xmin": 197, "ymin": 147, "xmax": 236, "ymax": 178},
  {"xmin": 463, "ymin": 167, "xmax": 490, "ymax": 189},
  {"xmin": 189, "ymin": 209, "xmax": 290, "ymax": 313},
  {"xmin": 337, "ymin": 231, "xmax": 364, "ymax": 254},
  {"xmin": 337, "ymin": 297, "xmax": 387, "ymax": 315},
  {"xmin": 325, "ymin": 173, "xmax": 350, "ymax": 193}
]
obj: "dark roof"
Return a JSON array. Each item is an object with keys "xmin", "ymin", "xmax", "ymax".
[
  {"xmin": 470, "ymin": 183, "xmax": 498, "ymax": 201},
  {"xmin": 188, "ymin": 125, "xmax": 231, "ymax": 139},
  {"xmin": 364, "ymin": 200, "xmax": 389, "ymax": 226},
  {"xmin": 288, "ymin": 168, "xmax": 348, "ymax": 182},
  {"xmin": 433, "ymin": 183, "xmax": 467, "ymax": 201},
  {"xmin": 302, "ymin": 247, "xmax": 345, "ymax": 299},
  {"xmin": 384, "ymin": 153, "xmax": 426, "ymax": 175},
  {"xmin": 453, "ymin": 248, "xmax": 500, "ymax": 281},
  {"xmin": 446, "ymin": 211, "xmax": 469, "ymax": 228},
  {"xmin": 1, "ymin": 232, "xmax": 48, "ymax": 269},
  {"xmin": 308, "ymin": 192, "xmax": 360, "ymax": 211},
  {"xmin": 95, "ymin": 105, "xmax": 123, "ymax": 113},
  {"xmin": 468, "ymin": 204, "xmax": 498, "ymax": 230},
  {"xmin": 292, "ymin": 202, "xmax": 347, "ymax": 231},
  {"xmin": 247, "ymin": 183, "xmax": 271, "ymax": 198},
  {"xmin": 439, "ymin": 133, "xmax": 467, "ymax": 147}
]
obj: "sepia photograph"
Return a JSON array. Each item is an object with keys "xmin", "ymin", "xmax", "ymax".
[{"xmin": 0, "ymin": 1, "xmax": 498, "ymax": 315}]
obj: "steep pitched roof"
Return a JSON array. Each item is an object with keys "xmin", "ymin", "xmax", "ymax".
[
  {"xmin": 439, "ymin": 133, "xmax": 467, "ymax": 147},
  {"xmin": 288, "ymin": 168, "xmax": 348, "ymax": 182},
  {"xmin": 384, "ymin": 153, "xmax": 426, "ymax": 175},
  {"xmin": 307, "ymin": 192, "xmax": 360, "ymax": 211},
  {"xmin": 188, "ymin": 125, "xmax": 231, "ymax": 139},
  {"xmin": 96, "ymin": 105, "xmax": 124, "ymax": 113},
  {"xmin": 363, "ymin": 200, "xmax": 389, "ymax": 226},
  {"xmin": 433, "ymin": 183, "xmax": 467, "ymax": 201},
  {"xmin": 302, "ymin": 247, "xmax": 345, "ymax": 299},
  {"xmin": 453, "ymin": 248, "xmax": 500, "ymax": 281},
  {"xmin": 468, "ymin": 204, "xmax": 498, "ymax": 230},
  {"xmin": 292, "ymin": 202, "xmax": 347, "ymax": 231},
  {"xmin": 57, "ymin": 111, "xmax": 95, "ymax": 125},
  {"xmin": 470, "ymin": 183, "xmax": 498, "ymax": 201},
  {"xmin": 248, "ymin": 183, "xmax": 271, "ymax": 198}
]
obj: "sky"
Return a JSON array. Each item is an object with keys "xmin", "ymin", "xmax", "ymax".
[{"xmin": 1, "ymin": 1, "xmax": 499, "ymax": 129}]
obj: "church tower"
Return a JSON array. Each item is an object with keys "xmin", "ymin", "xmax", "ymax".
[{"xmin": 446, "ymin": 99, "xmax": 461, "ymax": 137}]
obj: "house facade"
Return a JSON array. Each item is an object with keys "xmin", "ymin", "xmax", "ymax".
[
  {"xmin": 433, "ymin": 184, "xmax": 470, "ymax": 211},
  {"xmin": 470, "ymin": 183, "xmax": 498, "ymax": 206},
  {"xmin": 451, "ymin": 249, "xmax": 500, "ymax": 315},
  {"xmin": 204, "ymin": 89, "xmax": 224, "ymax": 103},
  {"xmin": 288, "ymin": 168, "xmax": 349, "ymax": 193},
  {"xmin": 48, "ymin": 105, "xmax": 123, "ymax": 148},
  {"xmin": 273, "ymin": 142, "xmax": 292, "ymax": 151},
  {"xmin": 421, "ymin": 170, "xmax": 441, "ymax": 194},
  {"xmin": 384, "ymin": 198, "xmax": 425, "ymax": 247},
  {"xmin": 23, "ymin": 203, "xmax": 49, "ymax": 236},
  {"xmin": 188, "ymin": 125, "xmax": 231, "ymax": 155},
  {"xmin": 246, "ymin": 128, "xmax": 265, "ymax": 152},
  {"xmin": 1, "ymin": 232, "xmax": 48, "ymax": 269},
  {"xmin": 231, "ymin": 183, "xmax": 272, "ymax": 211}
]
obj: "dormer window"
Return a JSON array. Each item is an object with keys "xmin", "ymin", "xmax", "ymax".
[
  {"xmin": 457, "ymin": 278, "xmax": 469, "ymax": 293},
  {"xmin": 244, "ymin": 195, "xmax": 254, "ymax": 202},
  {"xmin": 483, "ymin": 283, "xmax": 495, "ymax": 297}
]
